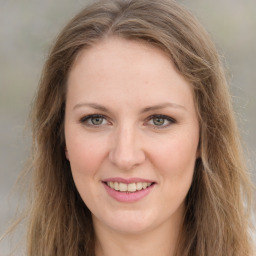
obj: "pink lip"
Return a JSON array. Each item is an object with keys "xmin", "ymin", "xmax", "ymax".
[
  {"xmin": 102, "ymin": 177, "xmax": 155, "ymax": 184},
  {"xmin": 102, "ymin": 178, "xmax": 156, "ymax": 203}
]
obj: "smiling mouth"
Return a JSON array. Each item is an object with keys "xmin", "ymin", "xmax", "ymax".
[{"xmin": 104, "ymin": 181, "xmax": 154, "ymax": 192}]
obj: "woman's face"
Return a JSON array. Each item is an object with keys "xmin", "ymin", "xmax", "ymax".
[{"xmin": 65, "ymin": 37, "xmax": 199, "ymax": 235}]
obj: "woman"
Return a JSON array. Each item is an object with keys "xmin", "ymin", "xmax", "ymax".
[{"xmin": 13, "ymin": 0, "xmax": 255, "ymax": 255}]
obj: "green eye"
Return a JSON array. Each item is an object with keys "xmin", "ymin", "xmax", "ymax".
[
  {"xmin": 147, "ymin": 115, "xmax": 176, "ymax": 128},
  {"xmin": 80, "ymin": 114, "xmax": 108, "ymax": 126},
  {"xmin": 152, "ymin": 117, "xmax": 165, "ymax": 126},
  {"xmin": 91, "ymin": 116, "xmax": 104, "ymax": 125}
]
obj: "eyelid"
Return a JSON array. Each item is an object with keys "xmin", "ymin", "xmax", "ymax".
[
  {"xmin": 145, "ymin": 114, "xmax": 176, "ymax": 128},
  {"xmin": 79, "ymin": 114, "xmax": 111, "ymax": 126},
  {"xmin": 79, "ymin": 114, "xmax": 176, "ymax": 129}
]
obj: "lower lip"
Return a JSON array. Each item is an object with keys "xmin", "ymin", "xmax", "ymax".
[{"xmin": 103, "ymin": 183, "xmax": 155, "ymax": 203}]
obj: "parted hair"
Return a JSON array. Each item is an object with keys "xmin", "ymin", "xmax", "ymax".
[{"xmin": 16, "ymin": 0, "xmax": 255, "ymax": 255}]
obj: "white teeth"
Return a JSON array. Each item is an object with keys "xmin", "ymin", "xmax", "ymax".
[
  {"xmin": 106, "ymin": 181, "xmax": 153, "ymax": 192},
  {"xmin": 142, "ymin": 182, "xmax": 147, "ymax": 189},
  {"xmin": 114, "ymin": 182, "xmax": 119, "ymax": 190},
  {"xmin": 136, "ymin": 182, "xmax": 143, "ymax": 190},
  {"xmin": 127, "ymin": 183, "xmax": 136, "ymax": 192},
  {"xmin": 119, "ymin": 183, "xmax": 127, "ymax": 192},
  {"xmin": 110, "ymin": 181, "xmax": 114, "ymax": 189}
]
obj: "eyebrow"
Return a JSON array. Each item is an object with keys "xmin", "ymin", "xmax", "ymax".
[
  {"xmin": 73, "ymin": 103, "xmax": 108, "ymax": 112},
  {"xmin": 140, "ymin": 103, "xmax": 186, "ymax": 113},
  {"xmin": 73, "ymin": 102, "xmax": 186, "ymax": 112}
]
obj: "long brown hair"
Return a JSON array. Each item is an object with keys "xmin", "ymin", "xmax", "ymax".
[{"xmin": 8, "ymin": 0, "xmax": 256, "ymax": 255}]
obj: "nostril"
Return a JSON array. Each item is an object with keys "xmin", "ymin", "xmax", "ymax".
[{"xmin": 108, "ymin": 149, "xmax": 146, "ymax": 171}]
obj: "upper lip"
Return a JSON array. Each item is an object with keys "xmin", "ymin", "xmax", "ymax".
[{"xmin": 102, "ymin": 177, "xmax": 155, "ymax": 184}]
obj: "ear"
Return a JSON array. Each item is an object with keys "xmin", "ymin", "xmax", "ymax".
[
  {"xmin": 196, "ymin": 137, "xmax": 201, "ymax": 159},
  {"xmin": 65, "ymin": 147, "xmax": 69, "ymax": 160},
  {"xmin": 196, "ymin": 147, "xmax": 201, "ymax": 159}
]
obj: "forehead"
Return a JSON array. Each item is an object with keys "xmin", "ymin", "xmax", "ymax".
[
  {"xmin": 71, "ymin": 37, "xmax": 172, "ymax": 76},
  {"xmin": 67, "ymin": 37, "xmax": 195, "ymax": 111}
]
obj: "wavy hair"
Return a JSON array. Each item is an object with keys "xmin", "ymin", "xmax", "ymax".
[{"xmin": 7, "ymin": 0, "xmax": 255, "ymax": 255}]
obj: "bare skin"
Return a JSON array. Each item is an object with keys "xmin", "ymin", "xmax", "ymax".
[{"xmin": 65, "ymin": 37, "xmax": 199, "ymax": 256}]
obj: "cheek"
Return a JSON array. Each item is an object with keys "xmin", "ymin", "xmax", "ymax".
[
  {"xmin": 155, "ymin": 139, "xmax": 197, "ymax": 169},
  {"xmin": 66, "ymin": 132, "xmax": 108, "ymax": 204},
  {"xmin": 66, "ymin": 131, "xmax": 108, "ymax": 177},
  {"xmin": 151, "ymin": 132, "xmax": 198, "ymax": 187}
]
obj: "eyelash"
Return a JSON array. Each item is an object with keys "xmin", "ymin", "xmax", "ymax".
[
  {"xmin": 79, "ymin": 114, "xmax": 108, "ymax": 127},
  {"xmin": 79, "ymin": 114, "xmax": 176, "ymax": 129},
  {"xmin": 146, "ymin": 114, "xmax": 176, "ymax": 129}
]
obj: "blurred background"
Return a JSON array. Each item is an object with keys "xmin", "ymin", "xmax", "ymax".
[{"xmin": 0, "ymin": 0, "xmax": 255, "ymax": 254}]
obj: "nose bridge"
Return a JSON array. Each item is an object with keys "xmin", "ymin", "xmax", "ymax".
[{"xmin": 109, "ymin": 123, "xmax": 145, "ymax": 170}]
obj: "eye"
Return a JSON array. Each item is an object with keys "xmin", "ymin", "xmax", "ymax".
[
  {"xmin": 146, "ymin": 115, "xmax": 176, "ymax": 128},
  {"xmin": 80, "ymin": 114, "xmax": 109, "ymax": 127}
]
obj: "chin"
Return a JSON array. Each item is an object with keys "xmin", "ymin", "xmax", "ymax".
[
  {"xmin": 110, "ymin": 221, "xmax": 153, "ymax": 235},
  {"xmin": 94, "ymin": 208, "xmax": 159, "ymax": 235}
]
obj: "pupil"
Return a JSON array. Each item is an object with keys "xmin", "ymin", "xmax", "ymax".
[
  {"xmin": 92, "ymin": 117, "xmax": 103, "ymax": 125},
  {"xmin": 153, "ymin": 118, "xmax": 164, "ymax": 126}
]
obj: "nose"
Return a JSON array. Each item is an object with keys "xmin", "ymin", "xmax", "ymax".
[{"xmin": 108, "ymin": 125, "xmax": 146, "ymax": 171}]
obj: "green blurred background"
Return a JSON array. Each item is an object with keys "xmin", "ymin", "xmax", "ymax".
[{"xmin": 0, "ymin": 0, "xmax": 255, "ymax": 254}]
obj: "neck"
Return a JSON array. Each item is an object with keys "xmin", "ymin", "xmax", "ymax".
[{"xmin": 93, "ymin": 212, "xmax": 184, "ymax": 256}]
